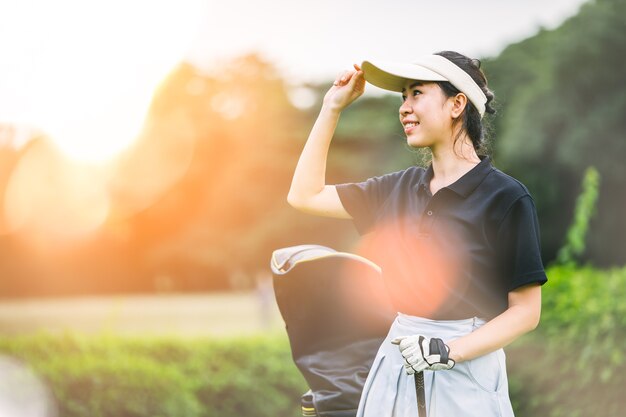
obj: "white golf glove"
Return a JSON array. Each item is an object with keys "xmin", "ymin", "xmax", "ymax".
[{"xmin": 391, "ymin": 335, "xmax": 455, "ymax": 374}]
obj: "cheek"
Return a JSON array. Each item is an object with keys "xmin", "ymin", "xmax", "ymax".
[
  {"xmin": 416, "ymin": 99, "xmax": 436, "ymax": 115},
  {"xmin": 424, "ymin": 102, "xmax": 450, "ymax": 126}
]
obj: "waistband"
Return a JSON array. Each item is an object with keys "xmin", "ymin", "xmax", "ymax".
[{"xmin": 393, "ymin": 313, "xmax": 486, "ymax": 341}]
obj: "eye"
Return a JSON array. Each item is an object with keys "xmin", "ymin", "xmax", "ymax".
[{"xmin": 401, "ymin": 89, "xmax": 421, "ymax": 103}]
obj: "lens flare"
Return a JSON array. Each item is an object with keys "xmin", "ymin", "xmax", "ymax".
[
  {"xmin": 351, "ymin": 218, "xmax": 471, "ymax": 318},
  {"xmin": 0, "ymin": 1, "xmax": 206, "ymax": 240},
  {"xmin": 107, "ymin": 109, "xmax": 196, "ymax": 220},
  {"xmin": 3, "ymin": 140, "xmax": 110, "ymax": 238}
]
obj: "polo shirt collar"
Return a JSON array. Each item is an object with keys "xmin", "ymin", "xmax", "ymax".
[{"xmin": 418, "ymin": 155, "xmax": 494, "ymax": 198}]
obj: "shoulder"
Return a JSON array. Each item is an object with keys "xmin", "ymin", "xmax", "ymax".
[
  {"xmin": 483, "ymin": 167, "xmax": 533, "ymax": 202},
  {"xmin": 478, "ymin": 166, "xmax": 539, "ymax": 225},
  {"xmin": 335, "ymin": 165, "xmax": 426, "ymax": 202},
  {"xmin": 358, "ymin": 165, "xmax": 426, "ymax": 189},
  {"xmin": 377, "ymin": 165, "xmax": 425, "ymax": 181}
]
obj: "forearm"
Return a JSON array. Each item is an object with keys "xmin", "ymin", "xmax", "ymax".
[
  {"xmin": 448, "ymin": 284, "xmax": 542, "ymax": 363},
  {"xmin": 287, "ymin": 105, "xmax": 341, "ymax": 204}
]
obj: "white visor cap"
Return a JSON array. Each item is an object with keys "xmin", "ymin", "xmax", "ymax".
[{"xmin": 361, "ymin": 55, "xmax": 487, "ymax": 117}]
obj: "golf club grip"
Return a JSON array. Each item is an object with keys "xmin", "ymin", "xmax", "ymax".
[{"xmin": 415, "ymin": 371, "xmax": 426, "ymax": 417}]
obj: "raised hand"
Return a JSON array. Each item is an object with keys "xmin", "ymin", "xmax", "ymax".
[{"xmin": 322, "ymin": 63, "xmax": 365, "ymax": 112}]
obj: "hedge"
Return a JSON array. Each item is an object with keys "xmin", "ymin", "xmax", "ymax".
[
  {"xmin": 0, "ymin": 334, "xmax": 306, "ymax": 417},
  {"xmin": 1, "ymin": 264, "xmax": 625, "ymax": 417},
  {"xmin": 504, "ymin": 264, "xmax": 626, "ymax": 417}
]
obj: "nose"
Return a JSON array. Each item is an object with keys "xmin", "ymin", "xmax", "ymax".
[{"xmin": 399, "ymin": 99, "xmax": 412, "ymax": 117}]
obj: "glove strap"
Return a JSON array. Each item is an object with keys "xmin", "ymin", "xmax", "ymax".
[{"xmin": 432, "ymin": 338, "xmax": 449, "ymax": 363}]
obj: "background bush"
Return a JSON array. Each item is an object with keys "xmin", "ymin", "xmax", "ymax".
[
  {"xmin": 1, "ymin": 264, "xmax": 625, "ymax": 417},
  {"xmin": 504, "ymin": 263, "xmax": 626, "ymax": 417},
  {"xmin": 0, "ymin": 334, "xmax": 307, "ymax": 417}
]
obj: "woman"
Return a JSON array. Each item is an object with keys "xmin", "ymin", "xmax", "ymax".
[{"xmin": 287, "ymin": 51, "xmax": 547, "ymax": 417}]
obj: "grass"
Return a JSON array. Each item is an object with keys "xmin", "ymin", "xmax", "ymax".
[{"xmin": 0, "ymin": 291, "xmax": 286, "ymax": 338}]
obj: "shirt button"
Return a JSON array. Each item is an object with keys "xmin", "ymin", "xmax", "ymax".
[{"xmin": 427, "ymin": 211, "xmax": 433, "ymax": 216}]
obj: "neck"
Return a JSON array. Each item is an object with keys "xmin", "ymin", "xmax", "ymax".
[{"xmin": 429, "ymin": 134, "xmax": 480, "ymax": 186}]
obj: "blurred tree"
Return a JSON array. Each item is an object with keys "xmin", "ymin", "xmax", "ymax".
[
  {"xmin": 124, "ymin": 54, "xmax": 361, "ymax": 291},
  {"xmin": 484, "ymin": 0, "xmax": 626, "ymax": 265},
  {"xmin": 3, "ymin": 0, "xmax": 625, "ymax": 296}
]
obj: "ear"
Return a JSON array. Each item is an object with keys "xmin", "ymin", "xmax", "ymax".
[{"xmin": 450, "ymin": 93, "xmax": 468, "ymax": 119}]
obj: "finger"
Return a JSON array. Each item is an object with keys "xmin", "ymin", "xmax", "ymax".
[
  {"xmin": 402, "ymin": 355, "xmax": 419, "ymax": 369},
  {"xmin": 401, "ymin": 344, "xmax": 421, "ymax": 357},
  {"xmin": 353, "ymin": 63, "xmax": 362, "ymax": 72},
  {"xmin": 410, "ymin": 355, "xmax": 428, "ymax": 369},
  {"xmin": 333, "ymin": 70, "xmax": 352, "ymax": 86},
  {"xmin": 404, "ymin": 353, "xmax": 423, "ymax": 367},
  {"xmin": 400, "ymin": 335, "xmax": 421, "ymax": 350},
  {"xmin": 333, "ymin": 70, "xmax": 349, "ymax": 85},
  {"xmin": 346, "ymin": 70, "xmax": 364, "ymax": 87},
  {"xmin": 405, "ymin": 362, "xmax": 423, "ymax": 375},
  {"xmin": 412, "ymin": 362, "xmax": 427, "ymax": 374},
  {"xmin": 391, "ymin": 336, "xmax": 408, "ymax": 345},
  {"xmin": 341, "ymin": 70, "xmax": 353, "ymax": 81}
]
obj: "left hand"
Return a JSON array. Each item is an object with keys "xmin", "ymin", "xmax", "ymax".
[{"xmin": 391, "ymin": 335, "xmax": 455, "ymax": 374}]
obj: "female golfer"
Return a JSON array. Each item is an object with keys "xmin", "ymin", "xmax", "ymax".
[{"xmin": 287, "ymin": 51, "xmax": 547, "ymax": 417}]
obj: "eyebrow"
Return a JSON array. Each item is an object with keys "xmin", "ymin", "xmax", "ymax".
[{"xmin": 401, "ymin": 82, "xmax": 424, "ymax": 93}]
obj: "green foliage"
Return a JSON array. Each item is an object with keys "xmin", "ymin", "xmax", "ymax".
[
  {"xmin": 2, "ymin": 263, "xmax": 626, "ymax": 417},
  {"xmin": 540, "ymin": 264, "xmax": 626, "ymax": 372},
  {"xmin": 505, "ymin": 262, "xmax": 626, "ymax": 416},
  {"xmin": 484, "ymin": 0, "xmax": 626, "ymax": 265},
  {"xmin": 0, "ymin": 334, "xmax": 306, "ymax": 417},
  {"xmin": 556, "ymin": 166, "xmax": 600, "ymax": 265}
]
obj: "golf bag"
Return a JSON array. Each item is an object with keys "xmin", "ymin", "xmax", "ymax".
[{"xmin": 271, "ymin": 245, "xmax": 395, "ymax": 417}]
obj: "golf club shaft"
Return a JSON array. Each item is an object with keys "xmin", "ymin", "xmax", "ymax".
[{"xmin": 415, "ymin": 371, "xmax": 426, "ymax": 417}]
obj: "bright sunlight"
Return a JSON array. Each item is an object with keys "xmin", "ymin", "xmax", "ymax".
[
  {"xmin": 0, "ymin": 0, "xmax": 204, "ymax": 163},
  {"xmin": 0, "ymin": 0, "xmax": 204, "ymax": 240}
]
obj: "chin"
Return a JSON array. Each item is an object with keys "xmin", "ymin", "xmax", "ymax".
[{"xmin": 406, "ymin": 137, "xmax": 431, "ymax": 149}]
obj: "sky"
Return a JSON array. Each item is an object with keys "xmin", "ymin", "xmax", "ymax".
[
  {"xmin": 188, "ymin": 0, "xmax": 589, "ymax": 82},
  {"xmin": 0, "ymin": 0, "xmax": 589, "ymax": 160}
]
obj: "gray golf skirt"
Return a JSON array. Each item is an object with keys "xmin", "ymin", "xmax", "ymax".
[{"xmin": 356, "ymin": 313, "xmax": 515, "ymax": 417}]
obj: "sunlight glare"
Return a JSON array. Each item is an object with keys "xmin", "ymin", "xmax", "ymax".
[
  {"xmin": 3, "ymin": 140, "xmax": 110, "ymax": 238},
  {"xmin": 107, "ymin": 110, "xmax": 197, "ymax": 219},
  {"xmin": 0, "ymin": 0, "xmax": 204, "ymax": 163}
]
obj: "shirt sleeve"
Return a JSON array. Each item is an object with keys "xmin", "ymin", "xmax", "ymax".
[
  {"xmin": 335, "ymin": 170, "xmax": 405, "ymax": 235},
  {"xmin": 496, "ymin": 194, "xmax": 548, "ymax": 291}
]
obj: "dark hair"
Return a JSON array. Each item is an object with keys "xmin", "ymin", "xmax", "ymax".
[{"xmin": 433, "ymin": 51, "xmax": 496, "ymax": 156}]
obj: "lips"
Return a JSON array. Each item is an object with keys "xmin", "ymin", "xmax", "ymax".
[{"xmin": 403, "ymin": 121, "xmax": 419, "ymax": 133}]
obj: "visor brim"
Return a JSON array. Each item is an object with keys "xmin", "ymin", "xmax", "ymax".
[{"xmin": 361, "ymin": 60, "xmax": 448, "ymax": 92}]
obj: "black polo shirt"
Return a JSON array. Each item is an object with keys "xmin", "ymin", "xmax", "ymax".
[{"xmin": 336, "ymin": 155, "xmax": 547, "ymax": 320}]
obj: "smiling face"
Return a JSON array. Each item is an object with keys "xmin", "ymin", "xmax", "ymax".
[{"xmin": 399, "ymin": 80, "xmax": 455, "ymax": 149}]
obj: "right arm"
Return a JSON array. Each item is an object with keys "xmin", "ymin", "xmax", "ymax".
[{"xmin": 287, "ymin": 64, "xmax": 365, "ymax": 218}]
